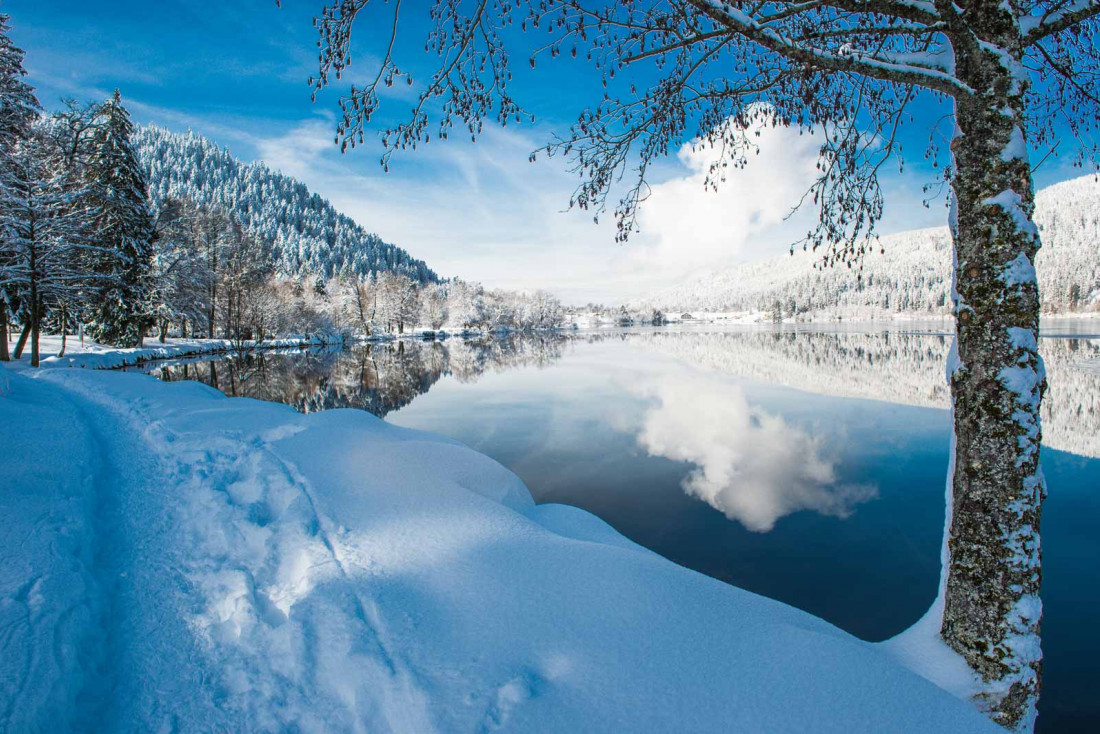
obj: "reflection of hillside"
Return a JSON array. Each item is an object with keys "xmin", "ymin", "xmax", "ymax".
[
  {"xmin": 150, "ymin": 329, "xmax": 1100, "ymax": 459},
  {"xmin": 152, "ymin": 335, "xmax": 570, "ymax": 418},
  {"xmin": 625, "ymin": 330, "xmax": 1100, "ymax": 459},
  {"xmin": 446, "ymin": 335, "xmax": 568, "ymax": 382}
]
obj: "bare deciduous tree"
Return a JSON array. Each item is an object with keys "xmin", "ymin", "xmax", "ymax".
[
  {"xmin": 220, "ymin": 219, "xmax": 273, "ymax": 347},
  {"xmin": 294, "ymin": 0, "xmax": 1100, "ymax": 727},
  {"xmin": 0, "ymin": 130, "xmax": 99, "ymax": 366},
  {"xmin": 340, "ymin": 269, "xmax": 379, "ymax": 335},
  {"xmin": 420, "ymin": 282, "xmax": 449, "ymax": 330},
  {"xmin": 150, "ymin": 198, "xmax": 217, "ymax": 341}
]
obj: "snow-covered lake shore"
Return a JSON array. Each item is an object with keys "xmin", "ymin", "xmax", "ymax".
[
  {"xmin": 2, "ymin": 335, "xmax": 336, "ymax": 372},
  {"xmin": 1, "ymin": 329, "xmax": 558, "ymax": 374},
  {"xmin": 0, "ymin": 362, "xmax": 998, "ymax": 732}
]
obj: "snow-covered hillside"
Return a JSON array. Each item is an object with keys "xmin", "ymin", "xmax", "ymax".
[
  {"xmin": 135, "ymin": 126, "xmax": 438, "ymax": 283},
  {"xmin": 0, "ymin": 365, "xmax": 998, "ymax": 732},
  {"xmin": 638, "ymin": 175, "xmax": 1100, "ymax": 318}
]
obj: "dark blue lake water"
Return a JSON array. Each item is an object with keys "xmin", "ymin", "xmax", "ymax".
[{"xmin": 146, "ymin": 324, "xmax": 1100, "ymax": 732}]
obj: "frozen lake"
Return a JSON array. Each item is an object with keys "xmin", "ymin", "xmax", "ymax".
[{"xmin": 143, "ymin": 323, "xmax": 1100, "ymax": 732}]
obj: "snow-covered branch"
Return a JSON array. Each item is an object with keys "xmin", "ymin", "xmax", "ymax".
[
  {"xmin": 1021, "ymin": 1, "xmax": 1100, "ymax": 45},
  {"xmin": 685, "ymin": 0, "xmax": 972, "ymax": 96}
]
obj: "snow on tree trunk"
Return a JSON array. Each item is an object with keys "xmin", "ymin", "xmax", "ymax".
[{"xmin": 944, "ymin": 10, "xmax": 1045, "ymax": 729}]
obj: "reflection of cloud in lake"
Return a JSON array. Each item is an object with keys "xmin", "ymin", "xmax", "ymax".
[{"xmin": 633, "ymin": 373, "xmax": 877, "ymax": 532}]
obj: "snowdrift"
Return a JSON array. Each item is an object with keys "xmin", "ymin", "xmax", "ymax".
[{"xmin": 0, "ymin": 364, "xmax": 997, "ymax": 732}]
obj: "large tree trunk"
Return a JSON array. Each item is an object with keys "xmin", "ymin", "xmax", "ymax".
[
  {"xmin": 208, "ymin": 283, "xmax": 217, "ymax": 340},
  {"xmin": 0, "ymin": 300, "xmax": 9, "ymax": 362},
  {"xmin": 29, "ymin": 294, "xmax": 40, "ymax": 369},
  {"xmin": 225, "ymin": 290, "xmax": 233, "ymax": 342},
  {"xmin": 13, "ymin": 320, "xmax": 30, "ymax": 359},
  {"xmin": 58, "ymin": 303, "xmax": 67, "ymax": 358},
  {"xmin": 944, "ymin": 16, "xmax": 1044, "ymax": 729}
]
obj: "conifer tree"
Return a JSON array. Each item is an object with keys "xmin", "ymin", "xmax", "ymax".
[
  {"xmin": 85, "ymin": 90, "xmax": 154, "ymax": 347},
  {"xmin": 0, "ymin": 12, "xmax": 41, "ymax": 361},
  {"xmin": 0, "ymin": 14, "xmax": 38, "ymax": 148}
]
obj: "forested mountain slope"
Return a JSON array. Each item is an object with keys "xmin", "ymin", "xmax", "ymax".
[
  {"xmin": 638, "ymin": 175, "xmax": 1100, "ymax": 318},
  {"xmin": 134, "ymin": 126, "xmax": 437, "ymax": 283}
]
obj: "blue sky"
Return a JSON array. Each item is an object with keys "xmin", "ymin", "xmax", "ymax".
[{"xmin": 6, "ymin": 1, "xmax": 1087, "ymax": 302}]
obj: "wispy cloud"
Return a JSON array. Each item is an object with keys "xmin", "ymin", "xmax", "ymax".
[
  {"xmin": 7, "ymin": 0, "xmax": 1068, "ymax": 304},
  {"xmin": 253, "ymin": 117, "xmax": 339, "ymax": 179},
  {"xmin": 239, "ymin": 117, "xmax": 848, "ymax": 302}
]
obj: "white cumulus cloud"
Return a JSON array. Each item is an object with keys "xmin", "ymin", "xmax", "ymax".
[{"xmin": 625, "ymin": 121, "xmax": 823, "ymax": 278}]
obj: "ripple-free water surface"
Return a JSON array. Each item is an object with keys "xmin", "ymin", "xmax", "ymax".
[{"xmin": 147, "ymin": 325, "xmax": 1100, "ymax": 731}]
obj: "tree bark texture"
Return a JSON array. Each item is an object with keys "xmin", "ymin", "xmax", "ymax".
[
  {"xmin": 944, "ymin": 5, "xmax": 1045, "ymax": 728},
  {"xmin": 13, "ymin": 319, "xmax": 29, "ymax": 359},
  {"xmin": 0, "ymin": 302, "xmax": 9, "ymax": 362}
]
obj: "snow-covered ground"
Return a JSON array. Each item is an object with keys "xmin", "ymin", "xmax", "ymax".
[
  {"xmin": 1, "ymin": 331, "xmax": 463, "ymax": 373},
  {"xmin": 2, "ymin": 334, "xmax": 332, "ymax": 372},
  {"xmin": 0, "ymin": 362, "xmax": 998, "ymax": 732}
]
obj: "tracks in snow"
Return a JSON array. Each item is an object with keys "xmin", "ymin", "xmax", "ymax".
[{"xmin": 48, "ymin": 374, "xmax": 433, "ymax": 732}]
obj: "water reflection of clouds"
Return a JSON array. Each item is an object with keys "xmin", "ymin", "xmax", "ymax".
[{"xmin": 632, "ymin": 371, "xmax": 878, "ymax": 532}]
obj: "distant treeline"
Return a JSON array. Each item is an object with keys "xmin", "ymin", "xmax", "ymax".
[{"xmin": 633, "ymin": 175, "xmax": 1100, "ymax": 320}]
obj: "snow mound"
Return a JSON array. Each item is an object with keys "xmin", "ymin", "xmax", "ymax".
[
  {"xmin": 0, "ymin": 366, "xmax": 998, "ymax": 732},
  {"xmin": 1, "ymin": 335, "xmax": 321, "ymax": 372}
]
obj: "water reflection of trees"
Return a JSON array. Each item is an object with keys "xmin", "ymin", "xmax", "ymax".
[
  {"xmin": 612, "ymin": 329, "xmax": 1100, "ymax": 458},
  {"xmin": 152, "ymin": 334, "xmax": 570, "ymax": 418},
  {"xmin": 151, "ymin": 328, "xmax": 1100, "ymax": 457}
]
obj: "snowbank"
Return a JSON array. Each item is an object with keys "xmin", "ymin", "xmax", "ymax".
[
  {"xmin": 2, "ymin": 334, "xmax": 337, "ymax": 372},
  {"xmin": 2, "ymin": 330, "xmax": 507, "ymax": 374},
  {"xmin": 0, "ymin": 364, "xmax": 998, "ymax": 732}
]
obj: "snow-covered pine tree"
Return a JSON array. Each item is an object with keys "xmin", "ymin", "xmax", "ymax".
[
  {"xmin": 133, "ymin": 126, "xmax": 439, "ymax": 285},
  {"xmin": 84, "ymin": 90, "xmax": 155, "ymax": 347},
  {"xmin": 0, "ymin": 12, "xmax": 42, "ymax": 362}
]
